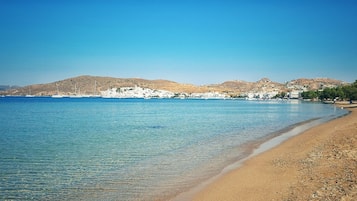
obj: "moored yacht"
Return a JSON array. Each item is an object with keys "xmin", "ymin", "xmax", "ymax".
[{"xmin": 52, "ymin": 83, "xmax": 63, "ymax": 98}]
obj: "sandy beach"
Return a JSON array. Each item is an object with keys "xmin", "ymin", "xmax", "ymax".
[{"xmin": 191, "ymin": 105, "xmax": 357, "ymax": 201}]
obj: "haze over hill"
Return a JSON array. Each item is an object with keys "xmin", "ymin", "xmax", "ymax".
[{"xmin": 0, "ymin": 75, "xmax": 347, "ymax": 97}]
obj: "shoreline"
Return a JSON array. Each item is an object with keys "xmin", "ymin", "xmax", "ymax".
[
  {"xmin": 172, "ymin": 104, "xmax": 357, "ymax": 201},
  {"xmin": 170, "ymin": 118, "xmax": 328, "ymax": 201}
]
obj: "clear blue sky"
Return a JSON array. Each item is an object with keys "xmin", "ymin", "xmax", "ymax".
[{"xmin": 1, "ymin": 0, "xmax": 356, "ymax": 86}]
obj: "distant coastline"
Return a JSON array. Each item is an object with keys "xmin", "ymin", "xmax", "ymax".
[
  {"xmin": 0, "ymin": 85, "xmax": 20, "ymax": 91},
  {"xmin": 0, "ymin": 75, "xmax": 348, "ymax": 100}
]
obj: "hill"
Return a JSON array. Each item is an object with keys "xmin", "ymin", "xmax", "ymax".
[
  {"xmin": 207, "ymin": 78, "xmax": 286, "ymax": 96},
  {"xmin": 286, "ymin": 78, "xmax": 345, "ymax": 91},
  {"xmin": 1, "ymin": 76, "xmax": 209, "ymax": 96},
  {"xmin": 0, "ymin": 75, "xmax": 347, "ymax": 97}
]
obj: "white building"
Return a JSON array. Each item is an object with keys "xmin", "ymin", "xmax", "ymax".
[
  {"xmin": 101, "ymin": 86, "xmax": 175, "ymax": 98},
  {"xmin": 289, "ymin": 90, "xmax": 301, "ymax": 99}
]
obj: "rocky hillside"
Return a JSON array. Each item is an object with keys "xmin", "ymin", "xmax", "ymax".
[
  {"xmin": 0, "ymin": 75, "xmax": 347, "ymax": 96},
  {"xmin": 286, "ymin": 78, "xmax": 346, "ymax": 91},
  {"xmin": 1, "ymin": 76, "xmax": 210, "ymax": 96},
  {"xmin": 208, "ymin": 78, "xmax": 286, "ymax": 95}
]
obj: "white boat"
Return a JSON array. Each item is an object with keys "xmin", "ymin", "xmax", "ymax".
[
  {"xmin": 91, "ymin": 80, "xmax": 100, "ymax": 97},
  {"xmin": 52, "ymin": 83, "xmax": 63, "ymax": 98},
  {"xmin": 91, "ymin": 95, "xmax": 102, "ymax": 98},
  {"xmin": 51, "ymin": 94, "xmax": 64, "ymax": 98},
  {"xmin": 25, "ymin": 87, "xmax": 35, "ymax": 97},
  {"xmin": 69, "ymin": 95, "xmax": 82, "ymax": 98},
  {"xmin": 69, "ymin": 83, "xmax": 83, "ymax": 98}
]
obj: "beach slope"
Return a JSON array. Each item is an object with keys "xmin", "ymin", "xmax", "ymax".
[{"xmin": 193, "ymin": 107, "xmax": 357, "ymax": 201}]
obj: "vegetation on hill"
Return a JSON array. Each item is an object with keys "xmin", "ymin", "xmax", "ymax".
[{"xmin": 301, "ymin": 80, "xmax": 357, "ymax": 101}]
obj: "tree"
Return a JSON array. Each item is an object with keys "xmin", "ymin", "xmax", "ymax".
[
  {"xmin": 301, "ymin": 91, "xmax": 318, "ymax": 99},
  {"xmin": 345, "ymin": 85, "xmax": 357, "ymax": 100},
  {"xmin": 319, "ymin": 88, "xmax": 335, "ymax": 100},
  {"xmin": 335, "ymin": 87, "xmax": 345, "ymax": 100},
  {"xmin": 299, "ymin": 79, "xmax": 357, "ymax": 101}
]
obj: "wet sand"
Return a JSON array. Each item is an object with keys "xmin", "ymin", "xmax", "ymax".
[{"xmin": 192, "ymin": 105, "xmax": 357, "ymax": 201}]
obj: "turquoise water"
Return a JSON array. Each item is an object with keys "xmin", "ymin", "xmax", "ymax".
[{"xmin": 0, "ymin": 97, "xmax": 347, "ymax": 200}]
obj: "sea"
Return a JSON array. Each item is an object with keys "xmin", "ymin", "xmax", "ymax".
[{"xmin": 0, "ymin": 97, "xmax": 348, "ymax": 200}]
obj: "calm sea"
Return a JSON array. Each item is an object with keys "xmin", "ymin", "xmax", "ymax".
[{"xmin": 0, "ymin": 97, "xmax": 347, "ymax": 200}]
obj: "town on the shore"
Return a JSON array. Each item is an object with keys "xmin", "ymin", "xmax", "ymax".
[{"xmin": 1, "ymin": 76, "xmax": 356, "ymax": 102}]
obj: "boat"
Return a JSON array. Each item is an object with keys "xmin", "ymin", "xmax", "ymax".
[
  {"xmin": 25, "ymin": 87, "xmax": 35, "ymax": 97},
  {"xmin": 51, "ymin": 94, "xmax": 64, "ymax": 98},
  {"xmin": 52, "ymin": 83, "xmax": 63, "ymax": 98},
  {"xmin": 69, "ymin": 83, "xmax": 83, "ymax": 98},
  {"xmin": 91, "ymin": 80, "xmax": 102, "ymax": 97}
]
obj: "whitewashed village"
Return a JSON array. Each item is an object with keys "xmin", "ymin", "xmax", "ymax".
[{"xmin": 101, "ymin": 86, "xmax": 227, "ymax": 99}]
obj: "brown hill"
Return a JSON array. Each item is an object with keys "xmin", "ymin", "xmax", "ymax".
[
  {"xmin": 286, "ymin": 78, "xmax": 346, "ymax": 90},
  {"xmin": 0, "ymin": 75, "xmax": 347, "ymax": 96},
  {"xmin": 2, "ymin": 75, "xmax": 210, "ymax": 96},
  {"xmin": 207, "ymin": 78, "xmax": 286, "ymax": 96}
]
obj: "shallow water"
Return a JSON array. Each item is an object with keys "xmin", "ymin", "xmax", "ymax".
[{"xmin": 0, "ymin": 97, "xmax": 347, "ymax": 200}]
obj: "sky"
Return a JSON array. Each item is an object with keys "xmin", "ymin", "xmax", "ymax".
[{"xmin": 0, "ymin": 0, "xmax": 357, "ymax": 86}]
